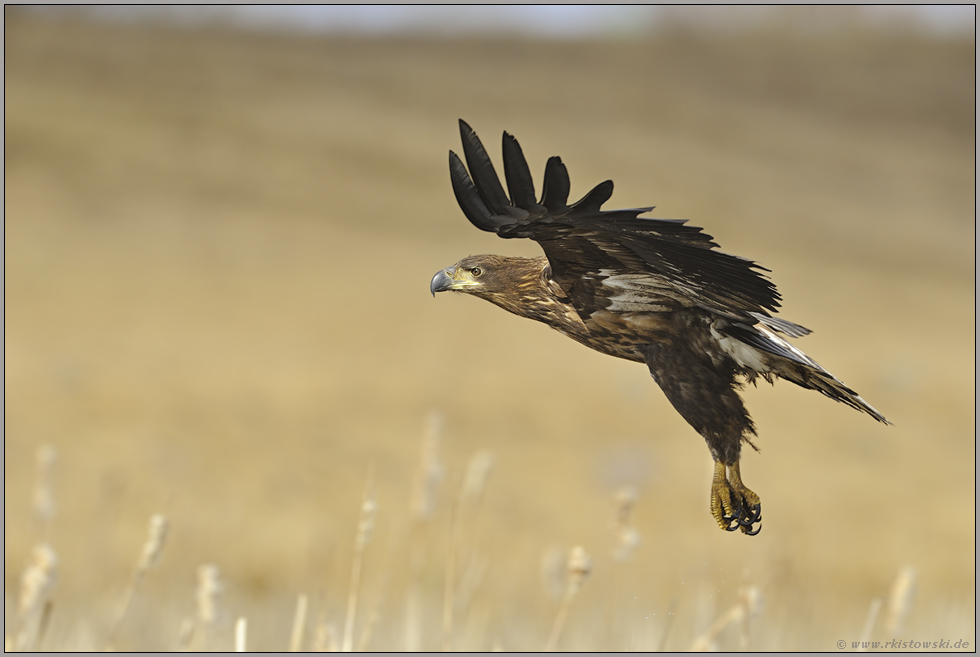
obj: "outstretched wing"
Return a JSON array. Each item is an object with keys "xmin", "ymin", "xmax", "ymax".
[{"xmin": 450, "ymin": 119, "xmax": 781, "ymax": 323}]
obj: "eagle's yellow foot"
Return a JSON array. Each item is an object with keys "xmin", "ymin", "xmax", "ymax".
[{"xmin": 710, "ymin": 460, "xmax": 762, "ymax": 535}]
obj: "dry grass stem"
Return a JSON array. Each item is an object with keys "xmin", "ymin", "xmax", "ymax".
[
  {"xmin": 14, "ymin": 542, "xmax": 58, "ymax": 651},
  {"xmin": 289, "ymin": 593, "xmax": 308, "ymax": 651},
  {"xmin": 35, "ymin": 600, "xmax": 54, "ymax": 652},
  {"xmin": 194, "ymin": 563, "xmax": 223, "ymax": 650},
  {"xmin": 410, "ymin": 410, "xmax": 444, "ymax": 521},
  {"xmin": 177, "ymin": 618, "xmax": 194, "ymax": 652},
  {"xmin": 442, "ymin": 488, "xmax": 461, "ymax": 652},
  {"xmin": 688, "ymin": 585, "xmax": 761, "ymax": 651},
  {"xmin": 454, "ymin": 554, "xmax": 488, "ymax": 628},
  {"xmin": 108, "ymin": 513, "xmax": 170, "ymax": 648},
  {"xmin": 545, "ymin": 545, "xmax": 592, "ymax": 652},
  {"xmin": 404, "ymin": 412, "xmax": 445, "ymax": 651},
  {"xmin": 356, "ymin": 539, "xmax": 393, "ymax": 652},
  {"xmin": 460, "ymin": 449, "xmax": 495, "ymax": 508},
  {"xmin": 442, "ymin": 449, "xmax": 495, "ymax": 650},
  {"xmin": 138, "ymin": 514, "xmax": 170, "ymax": 570},
  {"xmin": 856, "ymin": 597, "xmax": 882, "ymax": 652},
  {"xmin": 234, "ymin": 617, "xmax": 247, "ymax": 652},
  {"xmin": 355, "ymin": 593, "xmax": 383, "ymax": 653},
  {"xmin": 342, "ymin": 471, "xmax": 376, "ymax": 652},
  {"xmin": 403, "ymin": 586, "xmax": 422, "ymax": 652},
  {"xmin": 884, "ymin": 565, "xmax": 917, "ymax": 634}
]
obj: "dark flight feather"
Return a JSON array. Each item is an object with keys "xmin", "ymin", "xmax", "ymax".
[
  {"xmin": 540, "ymin": 156, "xmax": 571, "ymax": 213},
  {"xmin": 501, "ymin": 131, "xmax": 544, "ymax": 214},
  {"xmin": 449, "ymin": 151, "xmax": 508, "ymax": 231},
  {"xmin": 449, "ymin": 119, "xmax": 781, "ymax": 322},
  {"xmin": 568, "ymin": 179, "xmax": 614, "ymax": 216},
  {"xmin": 458, "ymin": 121, "xmax": 522, "ymax": 219}
]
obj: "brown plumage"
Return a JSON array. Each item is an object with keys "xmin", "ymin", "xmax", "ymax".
[{"xmin": 430, "ymin": 120, "xmax": 889, "ymax": 534}]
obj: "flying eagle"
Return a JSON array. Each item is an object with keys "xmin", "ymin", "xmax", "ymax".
[{"xmin": 430, "ymin": 120, "xmax": 888, "ymax": 535}]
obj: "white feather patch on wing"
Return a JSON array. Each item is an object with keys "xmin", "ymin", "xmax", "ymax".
[
  {"xmin": 596, "ymin": 270, "xmax": 689, "ymax": 313},
  {"xmin": 710, "ymin": 321, "xmax": 818, "ymax": 375},
  {"xmin": 755, "ymin": 323, "xmax": 818, "ymax": 367},
  {"xmin": 710, "ymin": 324, "xmax": 769, "ymax": 373}
]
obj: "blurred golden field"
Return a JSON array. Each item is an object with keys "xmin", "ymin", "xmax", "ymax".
[{"xmin": 4, "ymin": 9, "xmax": 975, "ymax": 651}]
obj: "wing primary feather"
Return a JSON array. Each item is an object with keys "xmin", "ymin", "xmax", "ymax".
[
  {"xmin": 449, "ymin": 151, "xmax": 510, "ymax": 232},
  {"xmin": 502, "ymin": 131, "xmax": 545, "ymax": 214},
  {"xmin": 540, "ymin": 156, "xmax": 570, "ymax": 213},
  {"xmin": 568, "ymin": 179, "xmax": 614, "ymax": 215},
  {"xmin": 458, "ymin": 119, "xmax": 525, "ymax": 219}
]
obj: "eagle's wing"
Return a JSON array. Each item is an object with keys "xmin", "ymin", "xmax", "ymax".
[{"xmin": 450, "ymin": 120, "xmax": 785, "ymax": 324}]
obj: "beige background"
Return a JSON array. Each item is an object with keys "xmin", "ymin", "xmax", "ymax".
[{"xmin": 4, "ymin": 10, "xmax": 975, "ymax": 651}]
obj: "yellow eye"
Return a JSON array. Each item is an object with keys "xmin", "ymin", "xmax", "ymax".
[{"xmin": 470, "ymin": 267, "xmax": 483, "ymax": 277}]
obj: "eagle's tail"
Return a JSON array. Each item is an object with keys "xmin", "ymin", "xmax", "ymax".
[
  {"xmin": 721, "ymin": 320, "xmax": 890, "ymax": 425},
  {"xmin": 777, "ymin": 357, "xmax": 890, "ymax": 425}
]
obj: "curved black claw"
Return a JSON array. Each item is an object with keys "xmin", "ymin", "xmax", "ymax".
[
  {"xmin": 723, "ymin": 502, "xmax": 744, "ymax": 530},
  {"xmin": 736, "ymin": 503, "xmax": 762, "ymax": 534},
  {"xmin": 738, "ymin": 504, "xmax": 762, "ymax": 527}
]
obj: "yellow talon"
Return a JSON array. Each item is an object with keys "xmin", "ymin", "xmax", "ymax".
[{"xmin": 710, "ymin": 460, "xmax": 762, "ymax": 535}]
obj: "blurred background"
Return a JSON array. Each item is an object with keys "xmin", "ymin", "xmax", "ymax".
[{"xmin": 4, "ymin": 5, "xmax": 975, "ymax": 651}]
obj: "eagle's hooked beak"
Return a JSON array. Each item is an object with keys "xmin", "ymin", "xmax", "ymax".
[
  {"xmin": 430, "ymin": 266, "xmax": 479, "ymax": 297},
  {"xmin": 430, "ymin": 268, "xmax": 454, "ymax": 297}
]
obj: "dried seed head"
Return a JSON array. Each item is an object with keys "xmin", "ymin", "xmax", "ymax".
[
  {"xmin": 612, "ymin": 486, "xmax": 637, "ymax": 524},
  {"xmin": 545, "ymin": 545, "xmax": 593, "ymax": 651},
  {"xmin": 195, "ymin": 564, "xmax": 222, "ymax": 627},
  {"xmin": 611, "ymin": 486, "xmax": 641, "ymax": 561},
  {"xmin": 18, "ymin": 543, "xmax": 58, "ymax": 619},
  {"xmin": 612, "ymin": 526, "xmax": 641, "ymax": 561},
  {"xmin": 566, "ymin": 546, "xmax": 592, "ymax": 596},
  {"xmin": 137, "ymin": 514, "xmax": 169, "ymax": 571},
  {"xmin": 355, "ymin": 486, "xmax": 377, "ymax": 551}
]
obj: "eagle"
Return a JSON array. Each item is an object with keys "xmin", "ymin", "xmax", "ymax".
[{"xmin": 430, "ymin": 120, "xmax": 888, "ymax": 535}]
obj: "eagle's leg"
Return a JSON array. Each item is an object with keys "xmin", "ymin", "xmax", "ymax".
[
  {"xmin": 710, "ymin": 460, "xmax": 741, "ymax": 531},
  {"xmin": 710, "ymin": 459, "xmax": 762, "ymax": 535},
  {"xmin": 642, "ymin": 330, "xmax": 762, "ymax": 535}
]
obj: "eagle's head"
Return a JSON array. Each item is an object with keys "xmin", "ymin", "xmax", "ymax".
[
  {"xmin": 429, "ymin": 254, "xmax": 509, "ymax": 299},
  {"xmin": 430, "ymin": 254, "xmax": 551, "ymax": 316}
]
